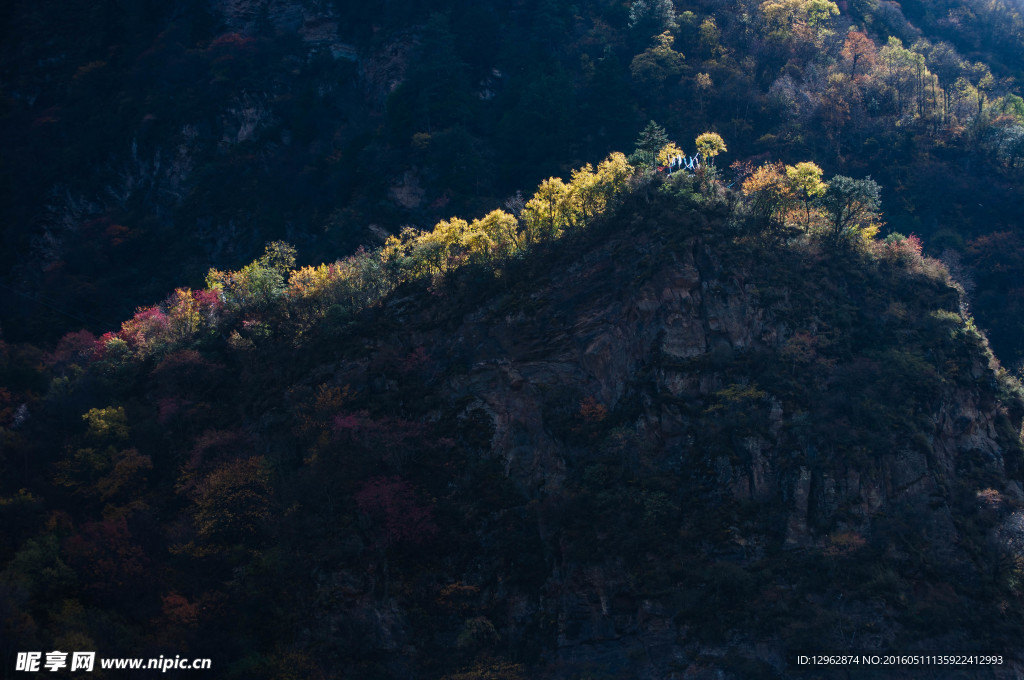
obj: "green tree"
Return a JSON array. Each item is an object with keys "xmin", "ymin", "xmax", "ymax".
[
  {"xmin": 630, "ymin": 32, "xmax": 685, "ymax": 90},
  {"xmin": 206, "ymin": 241, "xmax": 297, "ymax": 312},
  {"xmin": 629, "ymin": 0, "xmax": 677, "ymax": 40},
  {"xmin": 878, "ymin": 37, "xmax": 933, "ymax": 119},
  {"xmin": 819, "ymin": 176, "xmax": 882, "ymax": 247},
  {"xmin": 699, "ymin": 18, "xmax": 722, "ymax": 56},
  {"xmin": 760, "ymin": 0, "xmax": 839, "ymax": 46},
  {"xmin": 632, "ymin": 121, "xmax": 671, "ymax": 168},
  {"xmin": 999, "ymin": 94, "xmax": 1024, "ymax": 121}
]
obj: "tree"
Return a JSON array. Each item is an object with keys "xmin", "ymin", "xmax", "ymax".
[
  {"xmin": 632, "ymin": 121, "xmax": 670, "ymax": 167},
  {"xmin": 841, "ymin": 30, "xmax": 877, "ymax": 80},
  {"xmin": 1000, "ymin": 94, "xmax": 1024, "ymax": 121},
  {"xmin": 568, "ymin": 164, "xmax": 601, "ymax": 228},
  {"xmin": 694, "ymin": 72, "xmax": 713, "ymax": 115},
  {"xmin": 184, "ymin": 456, "xmax": 272, "ymax": 557},
  {"xmin": 635, "ymin": 120, "xmax": 670, "ymax": 155},
  {"xmin": 785, "ymin": 162, "xmax": 827, "ymax": 228},
  {"xmin": 699, "ymin": 18, "xmax": 722, "ymax": 57},
  {"xmin": 695, "ymin": 132, "xmax": 727, "ymax": 164},
  {"xmin": 968, "ymin": 61, "xmax": 995, "ymax": 117},
  {"xmin": 465, "ymin": 209, "xmax": 521, "ymax": 262},
  {"xmin": 760, "ymin": 0, "xmax": 839, "ymax": 47},
  {"xmin": 629, "ymin": 32, "xmax": 685, "ymax": 89},
  {"xmin": 819, "ymin": 176, "xmax": 882, "ymax": 247},
  {"xmin": 657, "ymin": 142, "xmax": 684, "ymax": 168},
  {"xmin": 206, "ymin": 241, "xmax": 297, "ymax": 313},
  {"xmin": 821, "ymin": 73, "xmax": 853, "ymax": 156},
  {"xmin": 521, "ymin": 177, "xmax": 571, "ymax": 244},
  {"xmin": 415, "ymin": 217, "xmax": 469, "ymax": 277},
  {"xmin": 628, "ymin": 0, "xmax": 677, "ymax": 40},
  {"xmin": 921, "ymin": 40, "xmax": 966, "ymax": 125},
  {"xmin": 166, "ymin": 288, "xmax": 221, "ymax": 342},
  {"xmin": 742, "ymin": 162, "xmax": 795, "ymax": 240},
  {"xmin": 593, "ymin": 152, "xmax": 634, "ymax": 205},
  {"xmin": 877, "ymin": 37, "xmax": 937, "ymax": 120}
]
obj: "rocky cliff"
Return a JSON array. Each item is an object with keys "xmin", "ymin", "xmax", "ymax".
[
  {"xmin": 8, "ymin": 189, "xmax": 1023, "ymax": 680},
  {"xmin": 301, "ymin": 192, "xmax": 1024, "ymax": 677}
]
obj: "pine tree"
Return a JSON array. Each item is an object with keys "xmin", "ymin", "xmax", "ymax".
[{"xmin": 632, "ymin": 121, "xmax": 671, "ymax": 167}]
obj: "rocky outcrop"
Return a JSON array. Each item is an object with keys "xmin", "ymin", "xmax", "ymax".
[
  {"xmin": 315, "ymin": 212, "xmax": 1024, "ymax": 677},
  {"xmin": 435, "ymin": 232, "xmax": 1015, "ymax": 524},
  {"xmin": 377, "ymin": 220, "xmax": 1022, "ymax": 676},
  {"xmin": 211, "ymin": 0, "xmax": 356, "ymax": 59}
]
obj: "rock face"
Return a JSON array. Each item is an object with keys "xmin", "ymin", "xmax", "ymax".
[
  {"xmin": 305, "ymin": 204, "xmax": 1024, "ymax": 677},
  {"xmin": 211, "ymin": 0, "xmax": 356, "ymax": 58},
  {"xmin": 438, "ymin": 231, "xmax": 1013, "ymax": 520},
  {"xmin": 346, "ymin": 209, "xmax": 1024, "ymax": 677}
]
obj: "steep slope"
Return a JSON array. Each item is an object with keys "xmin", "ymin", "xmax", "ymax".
[
  {"xmin": 5, "ymin": 182, "xmax": 1022, "ymax": 678},
  {"xmin": 299, "ymin": 187, "xmax": 1024, "ymax": 676}
]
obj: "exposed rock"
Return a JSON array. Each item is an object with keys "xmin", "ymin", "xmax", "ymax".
[
  {"xmin": 388, "ymin": 169, "xmax": 426, "ymax": 210},
  {"xmin": 211, "ymin": 0, "xmax": 356, "ymax": 59},
  {"xmin": 314, "ymin": 215, "xmax": 1024, "ymax": 676}
]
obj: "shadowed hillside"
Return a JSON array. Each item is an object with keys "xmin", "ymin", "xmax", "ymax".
[{"xmin": 3, "ymin": 170, "xmax": 1023, "ymax": 678}]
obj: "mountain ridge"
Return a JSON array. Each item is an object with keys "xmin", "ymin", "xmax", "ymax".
[{"xmin": 5, "ymin": 176, "xmax": 1017, "ymax": 677}]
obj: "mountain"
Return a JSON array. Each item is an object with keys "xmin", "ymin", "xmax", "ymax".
[
  {"xmin": 3, "ymin": 171, "xmax": 1022, "ymax": 678},
  {"xmin": 2, "ymin": 0, "xmax": 1024, "ymax": 364},
  {"xmin": 4, "ymin": 0, "xmax": 1024, "ymax": 676}
]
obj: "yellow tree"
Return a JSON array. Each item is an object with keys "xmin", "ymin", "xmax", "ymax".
[
  {"xmin": 568, "ymin": 153, "xmax": 635, "ymax": 229},
  {"xmin": 694, "ymin": 72, "xmax": 713, "ymax": 115},
  {"xmin": 381, "ymin": 226, "xmax": 422, "ymax": 283},
  {"xmin": 568, "ymin": 163, "xmax": 601, "ymax": 229},
  {"xmin": 594, "ymin": 152, "xmax": 633, "ymax": 203},
  {"xmin": 287, "ymin": 263, "xmax": 344, "ymax": 326},
  {"xmin": 785, "ymin": 162, "xmax": 827, "ymax": 229},
  {"xmin": 522, "ymin": 177, "xmax": 572, "ymax": 245},
  {"xmin": 699, "ymin": 18, "xmax": 723, "ymax": 57},
  {"xmin": 417, "ymin": 217, "xmax": 469, "ymax": 276},
  {"xmin": 167, "ymin": 288, "xmax": 202, "ymax": 341},
  {"xmin": 656, "ymin": 142, "xmax": 684, "ymax": 168},
  {"xmin": 742, "ymin": 162, "xmax": 794, "ymax": 240},
  {"xmin": 695, "ymin": 132, "xmax": 727, "ymax": 165},
  {"xmin": 466, "ymin": 209, "xmax": 521, "ymax": 262}
]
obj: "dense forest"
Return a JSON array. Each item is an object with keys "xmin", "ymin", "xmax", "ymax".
[
  {"xmin": 3, "ymin": 0, "xmax": 1024, "ymax": 677},
  {"xmin": 2, "ymin": 0, "xmax": 1024, "ymax": 360}
]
